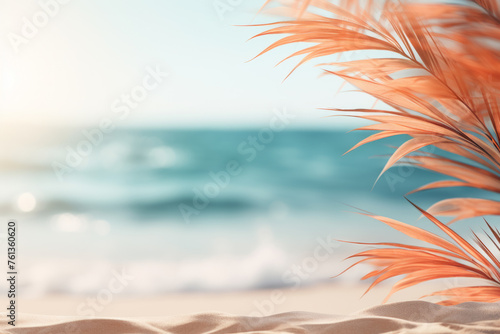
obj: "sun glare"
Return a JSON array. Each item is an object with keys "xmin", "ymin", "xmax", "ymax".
[{"xmin": 17, "ymin": 192, "xmax": 36, "ymax": 212}]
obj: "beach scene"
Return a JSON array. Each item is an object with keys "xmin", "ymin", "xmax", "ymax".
[{"xmin": 1, "ymin": 0, "xmax": 500, "ymax": 333}]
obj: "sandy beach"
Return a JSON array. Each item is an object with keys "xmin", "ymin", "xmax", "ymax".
[{"xmin": 4, "ymin": 283, "xmax": 500, "ymax": 333}]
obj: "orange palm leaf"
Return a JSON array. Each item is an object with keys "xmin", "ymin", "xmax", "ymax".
[
  {"xmin": 340, "ymin": 200, "xmax": 500, "ymax": 305},
  {"xmin": 253, "ymin": 0, "xmax": 500, "ymax": 222}
]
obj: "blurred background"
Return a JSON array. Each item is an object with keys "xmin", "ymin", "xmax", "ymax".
[{"xmin": 0, "ymin": 0, "xmax": 473, "ymax": 300}]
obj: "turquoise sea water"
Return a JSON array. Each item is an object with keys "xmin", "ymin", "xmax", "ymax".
[{"xmin": 0, "ymin": 128, "xmax": 482, "ymax": 296}]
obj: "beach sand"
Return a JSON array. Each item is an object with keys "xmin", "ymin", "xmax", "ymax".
[{"xmin": 3, "ymin": 283, "xmax": 500, "ymax": 333}]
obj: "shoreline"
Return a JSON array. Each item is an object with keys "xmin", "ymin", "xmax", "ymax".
[{"xmin": 16, "ymin": 281, "xmax": 449, "ymax": 317}]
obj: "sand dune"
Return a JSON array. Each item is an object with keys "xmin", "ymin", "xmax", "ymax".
[{"xmin": 3, "ymin": 301, "xmax": 500, "ymax": 334}]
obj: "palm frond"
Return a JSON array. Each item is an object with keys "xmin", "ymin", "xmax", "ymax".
[
  {"xmin": 340, "ymin": 200, "xmax": 500, "ymax": 305},
  {"xmin": 253, "ymin": 0, "xmax": 500, "ymax": 222}
]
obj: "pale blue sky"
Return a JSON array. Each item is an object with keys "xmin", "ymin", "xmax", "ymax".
[{"xmin": 0, "ymin": 0, "xmax": 372, "ymax": 128}]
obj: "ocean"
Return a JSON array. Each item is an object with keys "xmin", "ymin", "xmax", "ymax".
[{"xmin": 0, "ymin": 128, "xmax": 478, "ymax": 296}]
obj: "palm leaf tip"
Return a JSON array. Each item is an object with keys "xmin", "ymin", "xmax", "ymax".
[{"xmin": 338, "ymin": 207, "xmax": 500, "ymax": 305}]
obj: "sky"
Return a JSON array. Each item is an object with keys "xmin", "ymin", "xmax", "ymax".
[{"xmin": 0, "ymin": 0, "xmax": 373, "ymax": 128}]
